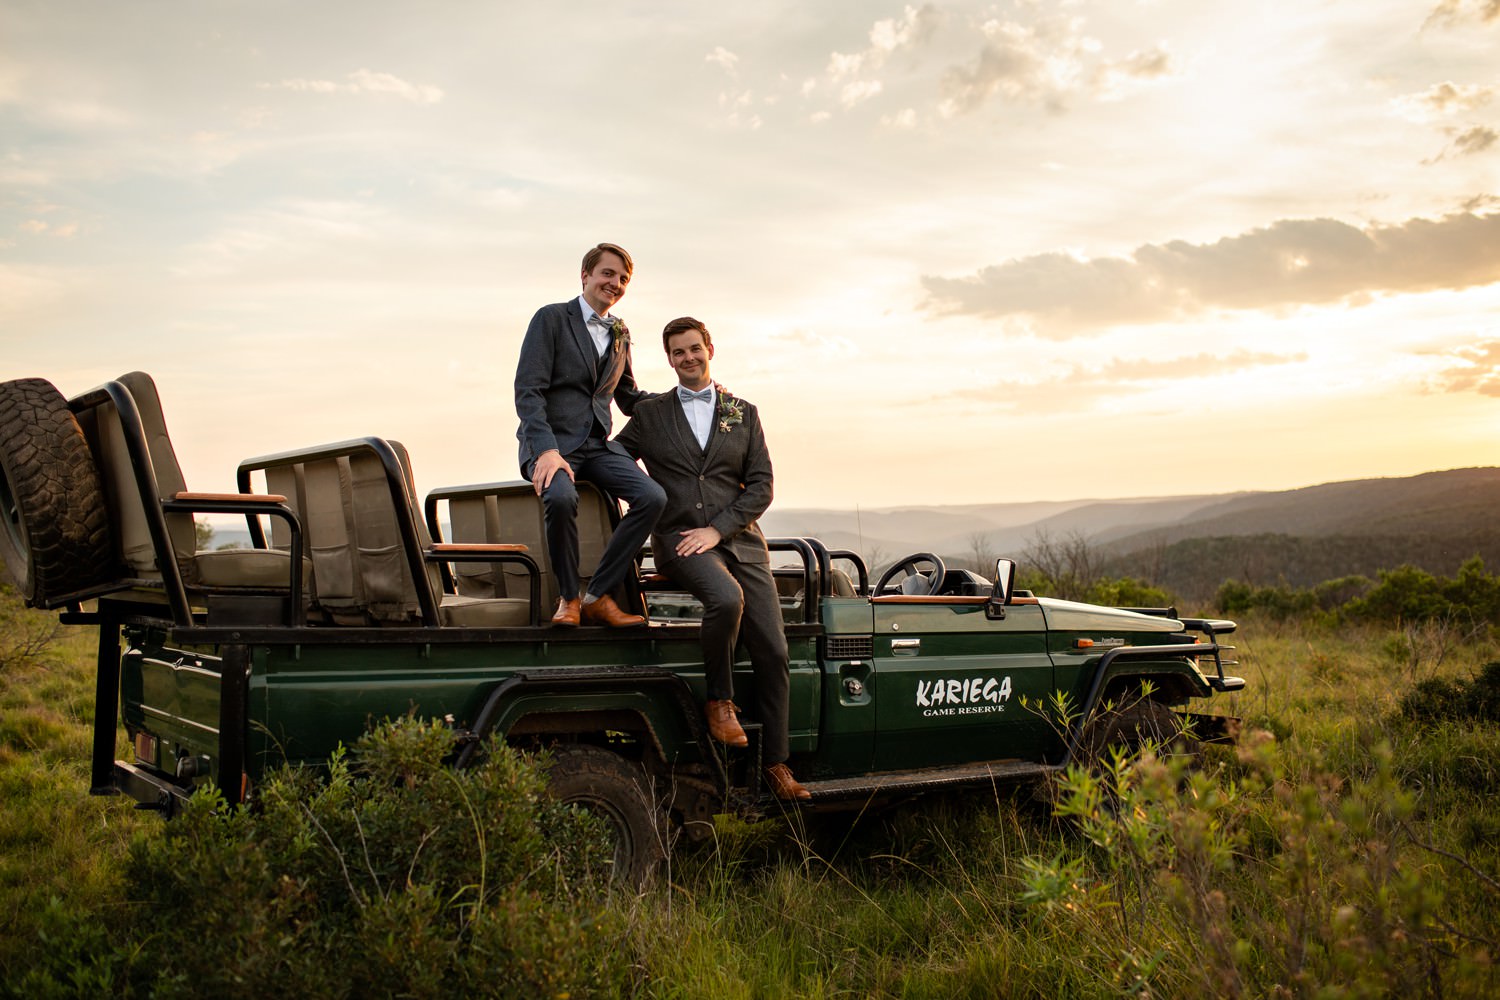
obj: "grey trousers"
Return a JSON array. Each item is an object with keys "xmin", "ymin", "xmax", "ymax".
[{"xmin": 662, "ymin": 545, "xmax": 791, "ymax": 764}]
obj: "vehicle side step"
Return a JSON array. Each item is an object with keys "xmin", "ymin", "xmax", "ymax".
[{"xmin": 796, "ymin": 758, "xmax": 1055, "ymax": 803}]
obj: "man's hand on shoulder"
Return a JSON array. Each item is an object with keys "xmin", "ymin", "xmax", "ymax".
[
  {"xmin": 676, "ymin": 526, "xmax": 723, "ymax": 557},
  {"xmin": 531, "ymin": 450, "xmax": 574, "ymax": 495}
]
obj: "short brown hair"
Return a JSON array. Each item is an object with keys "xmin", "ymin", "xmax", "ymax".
[
  {"xmin": 581, "ymin": 242, "xmax": 633, "ymax": 277},
  {"xmin": 662, "ymin": 316, "xmax": 712, "ymax": 352}
]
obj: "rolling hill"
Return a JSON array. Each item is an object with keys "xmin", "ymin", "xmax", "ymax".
[{"xmin": 763, "ymin": 467, "xmax": 1500, "ymax": 600}]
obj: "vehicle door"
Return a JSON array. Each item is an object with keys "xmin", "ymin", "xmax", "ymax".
[{"xmin": 870, "ymin": 596, "xmax": 1055, "ymax": 770}]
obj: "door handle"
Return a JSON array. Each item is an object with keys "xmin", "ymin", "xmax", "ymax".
[{"xmin": 891, "ymin": 638, "xmax": 921, "ymax": 655}]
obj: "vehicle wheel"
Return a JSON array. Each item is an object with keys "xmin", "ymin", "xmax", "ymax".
[
  {"xmin": 0, "ymin": 378, "xmax": 112, "ymax": 604},
  {"xmin": 545, "ymin": 745, "xmax": 668, "ymax": 889},
  {"xmin": 1081, "ymin": 697, "xmax": 1199, "ymax": 763}
]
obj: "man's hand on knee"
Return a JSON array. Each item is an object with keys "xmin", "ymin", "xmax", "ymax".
[
  {"xmin": 531, "ymin": 450, "xmax": 574, "ymax": 495},
  {"xmin": 676, "ymin": 526, "xmax": 723, "ymax": 557}
]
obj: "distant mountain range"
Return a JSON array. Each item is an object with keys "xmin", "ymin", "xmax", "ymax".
[
  {"xmin": 203, "ymin": 467, "xmax": 1500, "ymax": 603},
  {"xmin": 762, "ymin": 467, "xmax": 1500, "ymax": 599}
]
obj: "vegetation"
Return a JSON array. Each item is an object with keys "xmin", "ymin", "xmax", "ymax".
[
  {"xmin": 1101, "ymin": 530, "xmax": 1500, "ymax": 604},
  {"xmin": 23, "ymin": 720, "xmax": 628, "ymax": 998},
  {"xmin": 1, "ymin": 557, "xmax": 1498, "ymax": 997}
]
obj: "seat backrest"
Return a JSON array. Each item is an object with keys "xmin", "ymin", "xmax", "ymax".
[
  {"xmin": 82, "ymin": 371, "xmax": 198, "ymax": 583},
  {"xmin": 829, "ymin": 567, "xmax": 857, "ymax": 597},
  {"xmin": 286, "ymin": 457, "xmax": 371, "ymax": 623},
  {"xmin": 483, "ymin": 483, "xmax": 615, "ymax": 607},
  {"xmin": 344, "ymin": 442, "xmax": 434, "ymax": 624},
  {"xmin": 446, "ymin": 492, "xmax": 506, "ymax": 598},
  {"xmin": 240, "ymin": 438, "xmax": 432, "ymax": 625}
]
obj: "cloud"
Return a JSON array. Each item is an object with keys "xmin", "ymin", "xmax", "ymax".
[
  {"xmin": 840, "ymin": 80, "xmax": 883, "ymax": 108},
  {"xmin": 705, "ymin": 47, "xmax": 739, "ymax": 74},
  {"xmin": 718, "ymin": 88, "xmax": 762, "ymax": 129},
  {"xmin": 268, "ymin": 69, "xmax": 443, "ymax": 104},
  {"xmin": 938, "ymin": 18, "xmax": 1075, "ymax": 115},
  {"xmin": 1425, "ymin": 0, "xmax": 1500, "ymax": 27},
  {"xmin": 921, "ymin": 210, "xmax": 1500, "ymax": 335},
  {"xmin": 1392, "ymin": 81, "xmax": 1496, "ymax": 122},
  {"xmin": 1428, "ymin": 340, "xmax": 1500, "ymax": 396},
  {"xmin": 1449, "ymin": 125, "xmax": 1498, "ymax": 156},
  {"xmin": 1092, "ymin": 44, "xmax": 1177, "ymax": 101},
  {"xmin": 827, "ymin": 4, "xmax": 941, "ymax": 81},
  {"xmin": 814, "ymin": 4, "xmax": 940, "ymax": 116},
  {"xmin": 1424, "ymin": 125, "xmax": 1500, "ymax": 163},
  {"xmin": 17, "ymin": 214, "xmax": 81, "ymax": 238},
  {"xmin": 935, "ymin": 16, "xmax": 1175, "ymax": 115},
  {"xmin": 947, "ymin": 350, "xmax": 1307, "ymax": 410}
]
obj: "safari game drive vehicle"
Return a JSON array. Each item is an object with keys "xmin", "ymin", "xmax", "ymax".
[{"xmin": 0, "ymin": 372, "xmax": 1244, "ymax": 883}]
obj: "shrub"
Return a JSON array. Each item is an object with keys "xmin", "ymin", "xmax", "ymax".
[
  {"xmin": 1345, "ymin": 557, "xmax": 1500, "ymax": 627},
  {"xmin": 1082, "ymin": 576, "xmax": 1174, "ymax": 610},
  {"xmin": 20, "ymin": 718, "xmax": 632, "ymax": 998},
  {"xmin": 1215, "ymin": 579, "xmax": 1320, "ymax": 620},
  {"xmin": 0, "ymin": 579, "xmax": 60, "ymax": 675},
  {"xmin": 1029, "ymin": 735, "xmax": 1496, "ymax": 998},
  {"xmin": 1400, "ymin": 661, "xmax": 1500, "ymax": 725}
]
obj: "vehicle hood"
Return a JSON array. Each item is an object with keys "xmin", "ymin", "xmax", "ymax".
[{"xmin": 1036, "ymin": 597, "xmax": 1184, "ymax": 634}]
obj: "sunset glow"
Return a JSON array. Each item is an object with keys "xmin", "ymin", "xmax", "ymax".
[{"xmin": 2, "ymin": 1, "xmax": 1497, "ymax": 510}]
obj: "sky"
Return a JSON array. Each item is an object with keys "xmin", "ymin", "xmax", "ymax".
[{"xmin": 2, "ymin": 0, "xmax": 1498, "ymax": 512}]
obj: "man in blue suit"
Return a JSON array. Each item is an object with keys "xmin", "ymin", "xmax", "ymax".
[{"xmin": 514, "ymin": 242, "xmax": 666, "ymax": 627}]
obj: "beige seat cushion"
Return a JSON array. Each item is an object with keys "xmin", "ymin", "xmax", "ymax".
[
  {"xmin": 438, "ymin": 594, "xmax": 531, "ymax": 627},
  {"xmin": 193, "ymin": 548, "xmax": 311, "ymax": 589}
]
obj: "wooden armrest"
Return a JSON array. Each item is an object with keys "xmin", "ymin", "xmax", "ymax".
[
  {"xmin": 173, "ymin": 491, "xmax": 288, "ymax": 504},
  {"xmin": 428, "ymin": 543, "xmax": 530, "ymax": 554}
]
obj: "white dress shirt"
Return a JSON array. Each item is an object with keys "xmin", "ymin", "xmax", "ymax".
[
  {"xmin": 679, "ymin": 384, "xmax": 715, "ymax": 448},
  {"xmin": 578, "ymin": 295, "xmax": 612, "ymax": 357}
]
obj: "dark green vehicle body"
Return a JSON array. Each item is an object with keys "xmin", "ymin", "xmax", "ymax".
[
  {"xmin": 102, "ymin": 571, "xmax": 1239, "ymax": 819},
  {"xmin": 2, "ymin": 371, "xmax": 1243, "ymax": 855}
]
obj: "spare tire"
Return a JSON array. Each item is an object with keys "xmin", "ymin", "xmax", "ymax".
[{"xmin": 0, "ymin": 377, "xmax": 113, "ymax": 605}]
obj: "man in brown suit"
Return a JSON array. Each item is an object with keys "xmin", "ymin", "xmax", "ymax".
[{"xmin": 615, "ymin": 317, "xmax": 809, "ymax": 801}]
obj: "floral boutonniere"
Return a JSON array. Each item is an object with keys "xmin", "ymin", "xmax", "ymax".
[
  {"xmin": 714, "ymin": 382, "xmax": 744, "ymax": 434},
  {"xmin": 609, "ymin": 317, "xmax": 630, "ymax": 352}
]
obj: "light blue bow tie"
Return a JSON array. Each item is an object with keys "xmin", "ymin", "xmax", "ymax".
[
  {"xmin": 678, "ymin": 386, "xmax": 714, "ymax": 403},
  {"xmin": 588, "ymin": 314, "xmax": 612, "ymax": 329}
]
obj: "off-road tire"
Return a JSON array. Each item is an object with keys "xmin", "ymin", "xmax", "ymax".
[
  {"xmin": 0, "ymin": 378, "xmax": 112, "ymax": 604},
  {"xmin": 545, "ymin": 745, "xmax": 668, "ymax": 889},
  {"xmin": 1081, "ymin": 697, "xmax": 1199, "ymax": 764}
]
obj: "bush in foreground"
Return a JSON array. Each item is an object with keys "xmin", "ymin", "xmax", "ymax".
[{"xmin": 16, "ymin": 718, "xmax": 630, "ymax": 998}]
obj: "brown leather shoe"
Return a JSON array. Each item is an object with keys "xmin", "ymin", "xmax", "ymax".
[
  {"xmin": 580, "ymin": 593, "xmax": 645, "ymax": 628},
  {"xmin": 551, "ymin": 597, "xmax": 581, "ymax": 627},
  {"xmin": 705, "ymin": 700, "xmax": 748, "ymax": 747},
  {"xmin": 765, "ymin": 762, "xmax": 811, "ymax": 801}
]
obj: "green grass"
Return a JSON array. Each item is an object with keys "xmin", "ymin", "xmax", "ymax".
[
  {"xmin": 1, "ymin": 583, "xmax": 1497, "ymax": 997},
  {"xmin": 0, "ymin": 596, "xmax": 151, "ymax": 984}
]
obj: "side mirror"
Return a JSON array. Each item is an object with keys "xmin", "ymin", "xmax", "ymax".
[{"xmin": 987, "ymin": 558, "xmax": 1016, "ymax": 619}]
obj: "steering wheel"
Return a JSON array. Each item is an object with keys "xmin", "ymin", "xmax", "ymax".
[{"xmin": 873, "ymin": 552, "xmax": 948, "ymax": 597}]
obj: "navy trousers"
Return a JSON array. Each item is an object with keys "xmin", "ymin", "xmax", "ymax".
[{"xmin": 531, "ymin": 438, "xmax": 665, "ymax": 603}]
